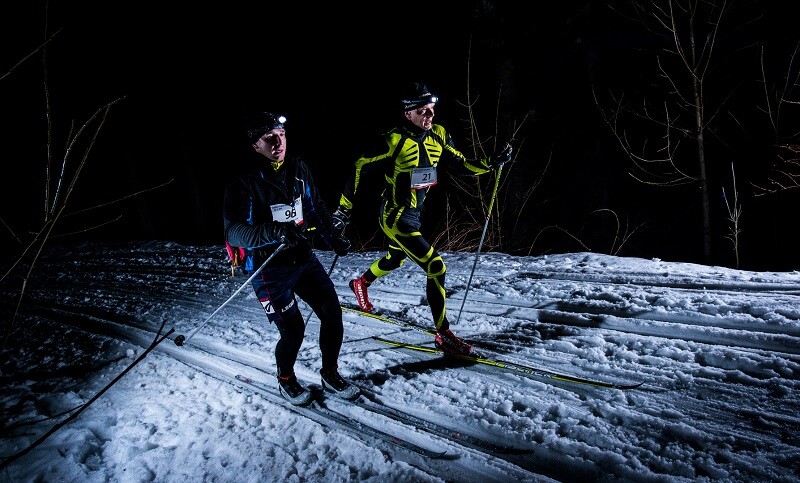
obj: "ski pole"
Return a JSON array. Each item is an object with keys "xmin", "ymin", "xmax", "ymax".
[
  {"xmin": 304, "ymin": 252, "xmax": 340, "ymax": 326},
  {"xmin": 304, "ymin": 223, "xmax": 347, "ymax": 325},
  {"xmin": 454, "ymin": 162, "xmax": 504, "ymax": 325},
  {"xmin": 174, "ymin": 243, "xmax": 287, "ymax": 346}
]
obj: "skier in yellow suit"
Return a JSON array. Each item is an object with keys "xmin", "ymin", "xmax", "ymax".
[{"xmin": 331, "ymin": 82, "xmax": 512, "ymax": 356}]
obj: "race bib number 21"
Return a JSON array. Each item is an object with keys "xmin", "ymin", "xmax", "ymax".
[{"xmin": 410, "ymin": 166, "xmax": 437, "ymax": 190}]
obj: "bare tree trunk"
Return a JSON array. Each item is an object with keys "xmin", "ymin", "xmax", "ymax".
[
  {"xmin": 688, "ymin": 13, "xmax": 712, "ymax": 261},
  {"xmin": 593, "ymin": 0, "xmax": 755, "ymax": 264}
]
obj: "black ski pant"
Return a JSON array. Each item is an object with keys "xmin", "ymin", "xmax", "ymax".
[{"xmin": 251, "ymin": 253, "xmax": 343, "ymax": 378}]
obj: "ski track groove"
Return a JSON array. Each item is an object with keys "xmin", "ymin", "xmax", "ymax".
[
  {"xmin": 19, "ymin": 296, "xmax": 552, "ymax": 479},
  {"xmin": 340, "ymin": 281, "xmax": 800, "ymax": 355},
  {"xmin": 12, "ymin": 245, "xmax": 800, "ymax": 482},
  {"xmin": 41, "ymin": 293, "xmax": 796, "ymax": 476}
]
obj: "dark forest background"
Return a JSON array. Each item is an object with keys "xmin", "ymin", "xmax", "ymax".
[{"xmin": 2, "ymin": 1, "xmax": 799, "ymax": 271}]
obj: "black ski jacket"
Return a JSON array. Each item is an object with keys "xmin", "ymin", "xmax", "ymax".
[{"xmin": 223, "ymin": 156, "xmax": 338, "ymax": 271}]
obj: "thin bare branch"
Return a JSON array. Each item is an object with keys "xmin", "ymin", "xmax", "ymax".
[
  {"xmin": 0, "ymin": 28, "xmax": 62, "ymax": 83},
  {"xmin": 49, "ymin": 97, "xmax": 126, "ymax": 218},
  {"xmin": 63, "ymin": 178, "xmax": 175, "ymax": 218}
]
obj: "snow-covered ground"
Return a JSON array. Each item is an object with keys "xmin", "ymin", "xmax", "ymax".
[{"xmin": 2, "ymin": 241, "xmax": 800, "ymax": 482}]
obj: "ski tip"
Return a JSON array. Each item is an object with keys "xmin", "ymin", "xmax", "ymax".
[
  {"xmin": 615, "ymin": 381, "xmax": 645, "ymax": 390},
  {"xmin": 427, "ymin": 450, "xmax": 456, "ymax": 460},
  {"xmin": 492, "ymin": 445, "xmax": 536, "ymax": 455}
]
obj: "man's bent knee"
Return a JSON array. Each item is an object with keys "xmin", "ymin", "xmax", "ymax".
[{"xmin": 426, "ymin": 256, "xmax": 445, "ymax": 278}]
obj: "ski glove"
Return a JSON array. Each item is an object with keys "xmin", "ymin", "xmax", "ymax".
[
  {"xmin": 331, "ymin": 206, "xmax": 350, "ymax": 233},
  {"xmin": 265, "ymin": 222, "xmax": 307, "ymax": 248},
  {"xmin": 488, "ymin": 143, "xmax": 513, "ymax": 169},
  {"xmin": 330, "ymin": 234, "xmax": 351, "ymax": 257}
]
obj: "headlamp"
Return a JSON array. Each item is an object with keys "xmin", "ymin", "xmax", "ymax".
[
  {"xmin": 247, "ymin": 112, "xmax": 287, "ymax": 143},
  {"xmin": 401, "ymin": 94, "xmax": 439, "ymax": 111}
]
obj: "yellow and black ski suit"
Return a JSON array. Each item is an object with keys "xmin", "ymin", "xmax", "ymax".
[{"xmin": 338, "ymin": 121, "xmax": 494, "ymax": 331}]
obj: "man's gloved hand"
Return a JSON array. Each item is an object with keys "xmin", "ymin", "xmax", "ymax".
[
  {"xmin": 331, "ymin": 206, "xmax": 350, "ymax": 233},
  {"xmin": 488, "ymin": 142, "xmax": 513, "ymax": 169},
  {"xmin": 266, "ymin": 222, "xmax": 307, "ymax": 248},
  {"xmin": 330, "ymin": 234, "xmax": 351, "ymax": 257},
  {"xmin": 280, "ymin": 223, "xmax": 308, "ymax": 248}
]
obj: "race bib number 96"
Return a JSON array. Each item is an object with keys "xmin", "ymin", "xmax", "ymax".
[{"xmin": 270, "ymin": 196, "xmax": 304, "ymax": 224}]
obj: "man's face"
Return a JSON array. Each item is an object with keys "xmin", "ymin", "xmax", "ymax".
[
  {"xmin": 252, "ymin": 129, "xmax": 286, "ymax": 162},
  {"xmin": 405, "ymin": 103, "xmax": 435, "ymax": 130}
]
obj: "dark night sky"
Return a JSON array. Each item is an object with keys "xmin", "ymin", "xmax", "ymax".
[
  {"xmin": 3, "ymin": 1, "xmax": 478, "ymax": 238},
  {"xmin": 3, "ymin": 1, "xmax": 799, "ymax": 270}
]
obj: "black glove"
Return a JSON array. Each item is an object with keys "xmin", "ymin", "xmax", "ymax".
[
  {"xmin": 283, "ymin": 223, "xmax": 309, "ymax": 248},
  {"xmin": 265, "ymin": 222, "xmax": 306, "ymax": 248},
  {"xmin": 330, "ymin": 234, "xmax": 351, "ymax": 256},
  {"xmin": 331, "ymin": 206, "xmax": 350, "ymax": 233},
  {"xmin": 488, "ymin": 143, "xmax": 513, "ymax": 169}
]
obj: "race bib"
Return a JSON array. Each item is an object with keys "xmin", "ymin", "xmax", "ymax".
[
  {"xmin": 270, "ymin": 196, "xmax": 304, "ymax": 223},
  {"xmin": 410, "ymin": 166, "xmax": 437, "ymax": 189}
]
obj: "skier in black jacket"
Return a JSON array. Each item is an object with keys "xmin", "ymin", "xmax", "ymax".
[
  {"xmin": 223, "ymin": 112, "xmax": 355, "ymax": 405},
  {"xmin": 331, "ymin": 82, "xmax": 512, "ymax": 356}
]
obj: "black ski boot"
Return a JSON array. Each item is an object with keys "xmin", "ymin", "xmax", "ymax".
[
  {"xmin": 278, "ymin": 374, "xmax": 313, "ymax": 406},
  {"xmin": 320, "ymin": 368, "xmax": 360, "ymax": 400}
]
